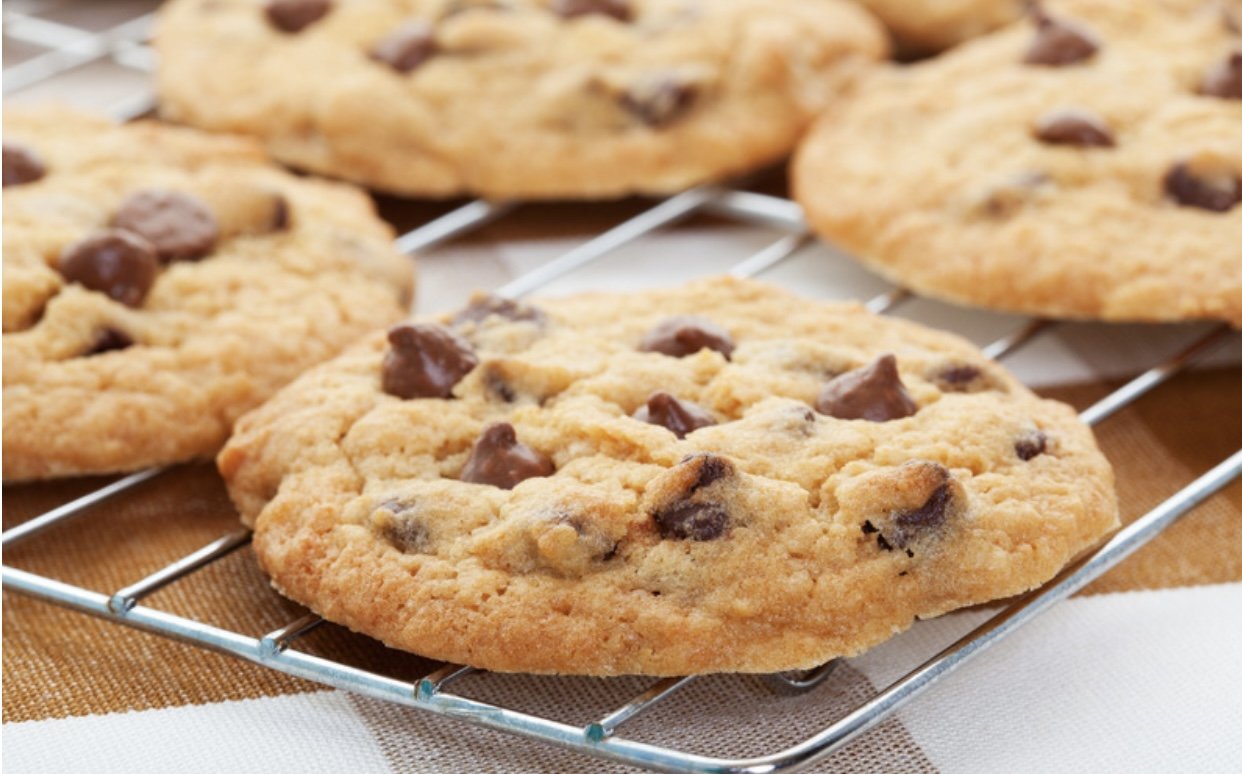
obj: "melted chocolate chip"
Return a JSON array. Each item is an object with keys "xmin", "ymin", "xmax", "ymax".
[
  {"xmin": 3, "ymin": 142, "xmax": 46, "ymax": 187},
  {"xmin": 933, "ymin": 364, "xmax": 985, "ymax": 393},
  {"xmin": 891, "ymin": 483, "xmax": 954, "ymax": 548},
  {"xmin": 634, "ymin": 392, "xmax": 716, "ymax": 438},
  {"xmin": 1033, "ymin": 108, "xmax": 1115, "ymax": 147},
  {"xmin": 1164, "ymin": 162, "xmax": 1241, "ymax": 212},
  {"xmin": 58, "ymin": 229, "xmax": 159, "ymax": 308},
  {"xmin": 552, "ymin": 0, "xmax": 630, "ymax": 20},
  {"xmin": 265, "ymin": 0, "xmax": 331, "ymax": 32},
  {"xmin": 461, "ymin": 423, "xmax": 555, "ymax": 489},
  {"xmin": 683, "ymin": 452, "xmax": 733, "ymax": 492},
  {"xmin": 1024, "ymin": 12, "xmax": 1099, "ymax": 66},
  {"xmin": 653, "ymin": 501, "xmax": 728, "ymax": 541},
  {"xmin": 816, "ymin": 354, "xmax": 917, "ymax": 422},
  {"xmin": 377, "ymin": 500, "xmax": 430, "ymax": 553},
  {"xmin": 85, "ymin": 328, "xmax": 135, "ymax": 356},
  {"xmin": 269, "ymin": 195, "xmax": 291, "ymax": 232},
  {"xmin": 639, "ymin": 316, "xmax": 734, "ymax": 359},
  {"xmin": 112, "ymin": 189, "xmax": 218, "ymax": 263},
  {"xmin": 451, "ymin": 294, "xmax": 547, "ymax": 328},
  {"xmin": 381, "ymin": 322, "xmax": 478, "ymax": 399},
  {"xmin": 1202, "ymin": 50, "xmax": 1242, "ymax": 99},
  {"xmin": 1015, "ymin": 430, "xmax": 1048, "ymax": 460},
  {"xmin": 621, "ymin": 77, "xmax": 697, "ymax": 127},
  {"xmin": 370, "ymin": 22, "xmax": 436, "ymax": 73}
]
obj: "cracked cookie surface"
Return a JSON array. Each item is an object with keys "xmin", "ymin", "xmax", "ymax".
[
  {"xmin": 155, "ymin": 0, "xmax": 886, "ymax": 199},
  {"xmin": 220, "ymin": 277, "xmax": 1117, "ymax": 676},
  {"xmin": 3, "ymin": 108, "xmax": 414, "ymax": 481},
  {"xmin": 794, "ymin": 0, "xmax": 1242, "ymax": 326}
]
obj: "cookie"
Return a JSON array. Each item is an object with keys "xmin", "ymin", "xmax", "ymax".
[
  {"xmin": 154, "ymin": 0, "xmax": 887, "ymax": 199},
  {"xmin": 794, "ymin": 0, "xmax": 1242, "ymax": 326},
  {"xmin": 219, "ymin": 277, "xmax": 1118, "ymax": 676},
  {"xmin": 3, "ymin": 108, "xmax": 414, "ymax": 481},
  {"xmin": 857, "ymin": 0, "xmax": 1024, "ymax": 55}
]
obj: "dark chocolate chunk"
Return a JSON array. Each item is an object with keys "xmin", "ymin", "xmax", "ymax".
[
  {"xmin": 891, "ymin": 483, "xmax": 954, "ymax": 549},
  {"xmin": 1033, "ymin": 108, "xmax": 1115, "ymax": 147},
  {"xmin": 112, "ymin": 189, "xmax": 218, "ymax": 263},
  {"xmin": 1024, "ymin": 13, "xmax": 1100, "ymax": 66},
  {"xmin": 451, "ymin": 294, "xmax": 547, "ymax": 327},
  {"xmin": 85, "ymin": 328, "xmax": 135, "ymax": 356},
  {"xmin": 381, "ymin": 322, "xmax": 478, "ymax": 399},
  {"xmin": 265, "ymin": 0, "xmax": 331, "ymax": 32},
  {"xmin": 816, "ymin": 354, "xmax": 917, "ymax": 422},
  {"xmin": 551, "ymin": 0, "xmax": 630, "ymax": 21},
  {"xmin": 861, "ymin": 520, "xmax": 879, "ymax": 535},
  {"xmin": 634, "ymin": 392, "xmax": 716, "ymax": 438},
  {"xmin": 460, "ymin": 423, "xmax": 555, "ymax": 489},
  {"xmin": 1015, "ymin": 430, "xmax": 1048, "ymax": 460},
  {"xmin": 639, "ymin": 315, "xmax": 733, "ymax": 359},
  {"xmin": 3, "ymin": 142, "xmax": 46, "ymax": 187},
  {"xmin": 653, "ymin": 501, "xmax": 728, "ymax": 541},
  {"xmin": 370, "ymin": 22, "xmax": 436, "ymax": 73},
  {"xmin": 1201, "ymin": 50, "xmax": 1242, "ymax": 99},
  {"xmin": 621, "ymin": 77, "xmax": 697, "ymax": 127},
  {"xmin": 57, "ymin": 229, "xmax": 159, "ymax": 308},
  {"xmin": 1164, "ymin": 162, "xmax": 1241, "ymax": 212}
]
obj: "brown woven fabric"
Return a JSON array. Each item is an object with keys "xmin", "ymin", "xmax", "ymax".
[{"xmin": 4, "ymin": 367, "xmax": 1240, "ymax": 727}]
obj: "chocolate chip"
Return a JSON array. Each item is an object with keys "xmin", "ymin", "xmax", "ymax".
[
  {"xmin": 269, "ymin": 195, "xmax": 291, "ymax": 231},
  {"xmin": 1164, "ymin": 162, "xmax": 1241, "ymax": 212},
  {"xmin": 653, "ymin": 501, "xmax": 728, "ymax": 541},
  {"xmin": 816, "ymin": 354, "xmax": 917, "ymax": 422},
  {"xmin": 370, "ymin": 22, "xmax": 436, "ymax": 73},
  {"xmin": 551, "ymin": 0, "xmax": 630, "ymax": 21},
  {"xmin": 1024, "ymin": 13, "xmax": 1099, "ymax": 66},
  {"xmin": 381, "ymin": 322, "xmax": 478, "ymax": 399},
  {"xmin": 621, "ymin": 77, "xmax": 697, "ymax": 127},
  {"xmin": 85, "ymin": 328, "xmax": 135, "ymax": 356},
  {"xmin": 1202, "ymin": 50, "xmax": 1242, "ymax": 99},
  {"xmin": 1033, "ymin": 108, "xmax": 1114, "ymax": 147},
  {"xmin": 460, "ymin": 423, "xmax": 555, "ymax": 489},
  {"xmin": 484, "ymin": 365, "xmax": 516, "ymax": 402},
  {"xmin": 683, "ymin": 452, "xmax": 733, "ymax": 492},
  {"xmin": 634, "ymin": 392, "xmax": 716, "ymax": 438},
  {"xmin": 1015, "ymin": 430, "xmax": 1048, "ymax": 460},
  {"xmin": 639, "ymin": 316, "xmax": 733, "ymax": 359},
  {"xmin": 891, "ymin": 483, "xmax": 954, "ymax": 549},
  {"xmin": 933, "ymin": 364, "xmax": 983, "ymax": 393},
  {"xmin": 58, "ymin": 229, "xmax": 159, "ymax": 308},
  {"xmin": 3, "ymin": 142, "xmax": 46, "ymax": 187},
  {"xmin": 265, "ymin": 0, "xmax": 331, "ymax": 32},
  {"xmin": 861, "ymin": 520, "xmax": 879, "ymax": 535},
  {"xmin": 376, "ymin": 500, "xmax": 430, "ymax": 553},
  {"xmin": 451, "ymin": 294, "xmax": 546, "ymax": 328},
  {"xmin": 112, "ymin": 189, "xmax": 218, "ymax": 263}
]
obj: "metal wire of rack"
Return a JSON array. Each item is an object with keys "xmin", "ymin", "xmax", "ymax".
[{"xmin": 3, "ymin": 4, "xmax": 1241, "ymax": 772}]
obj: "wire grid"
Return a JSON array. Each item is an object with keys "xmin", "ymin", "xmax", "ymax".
[{"xmin": 3, "ymin": 5, "xmax": 1242, "ymax": 772}]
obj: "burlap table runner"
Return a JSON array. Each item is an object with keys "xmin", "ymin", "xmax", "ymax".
[{"xmin": 5, "ymin": 366, "xmax": 1240, "ymax": 771}]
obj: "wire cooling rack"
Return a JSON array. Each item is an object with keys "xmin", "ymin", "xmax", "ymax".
[{"xmin": 4, "ymin": 4, "xmax": 1242, "ymax": 772}]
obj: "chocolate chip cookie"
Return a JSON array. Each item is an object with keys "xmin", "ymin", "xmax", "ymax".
[
  {"xmin": 3, "ymin": 108, "xmax": 414, "ymax": 481},
  {"xmin": 154, "ymin": 0, "xmax": 886, "ymax": 199},
  {"xmin": 219, "ymin": 277, "xmax": 1117, "ymax": 676},
  {"xmin": 794, "ymin": 0, "xmax": 1242, "ymax": 326},
  {"xmin": 857, "ymin": 0, "xmax": 1024, "ymax": 55}
]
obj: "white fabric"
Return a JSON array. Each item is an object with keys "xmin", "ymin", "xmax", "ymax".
[{"xmin": 7, "ymin": 583, "xmax": 1240, "ymax": 773}]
